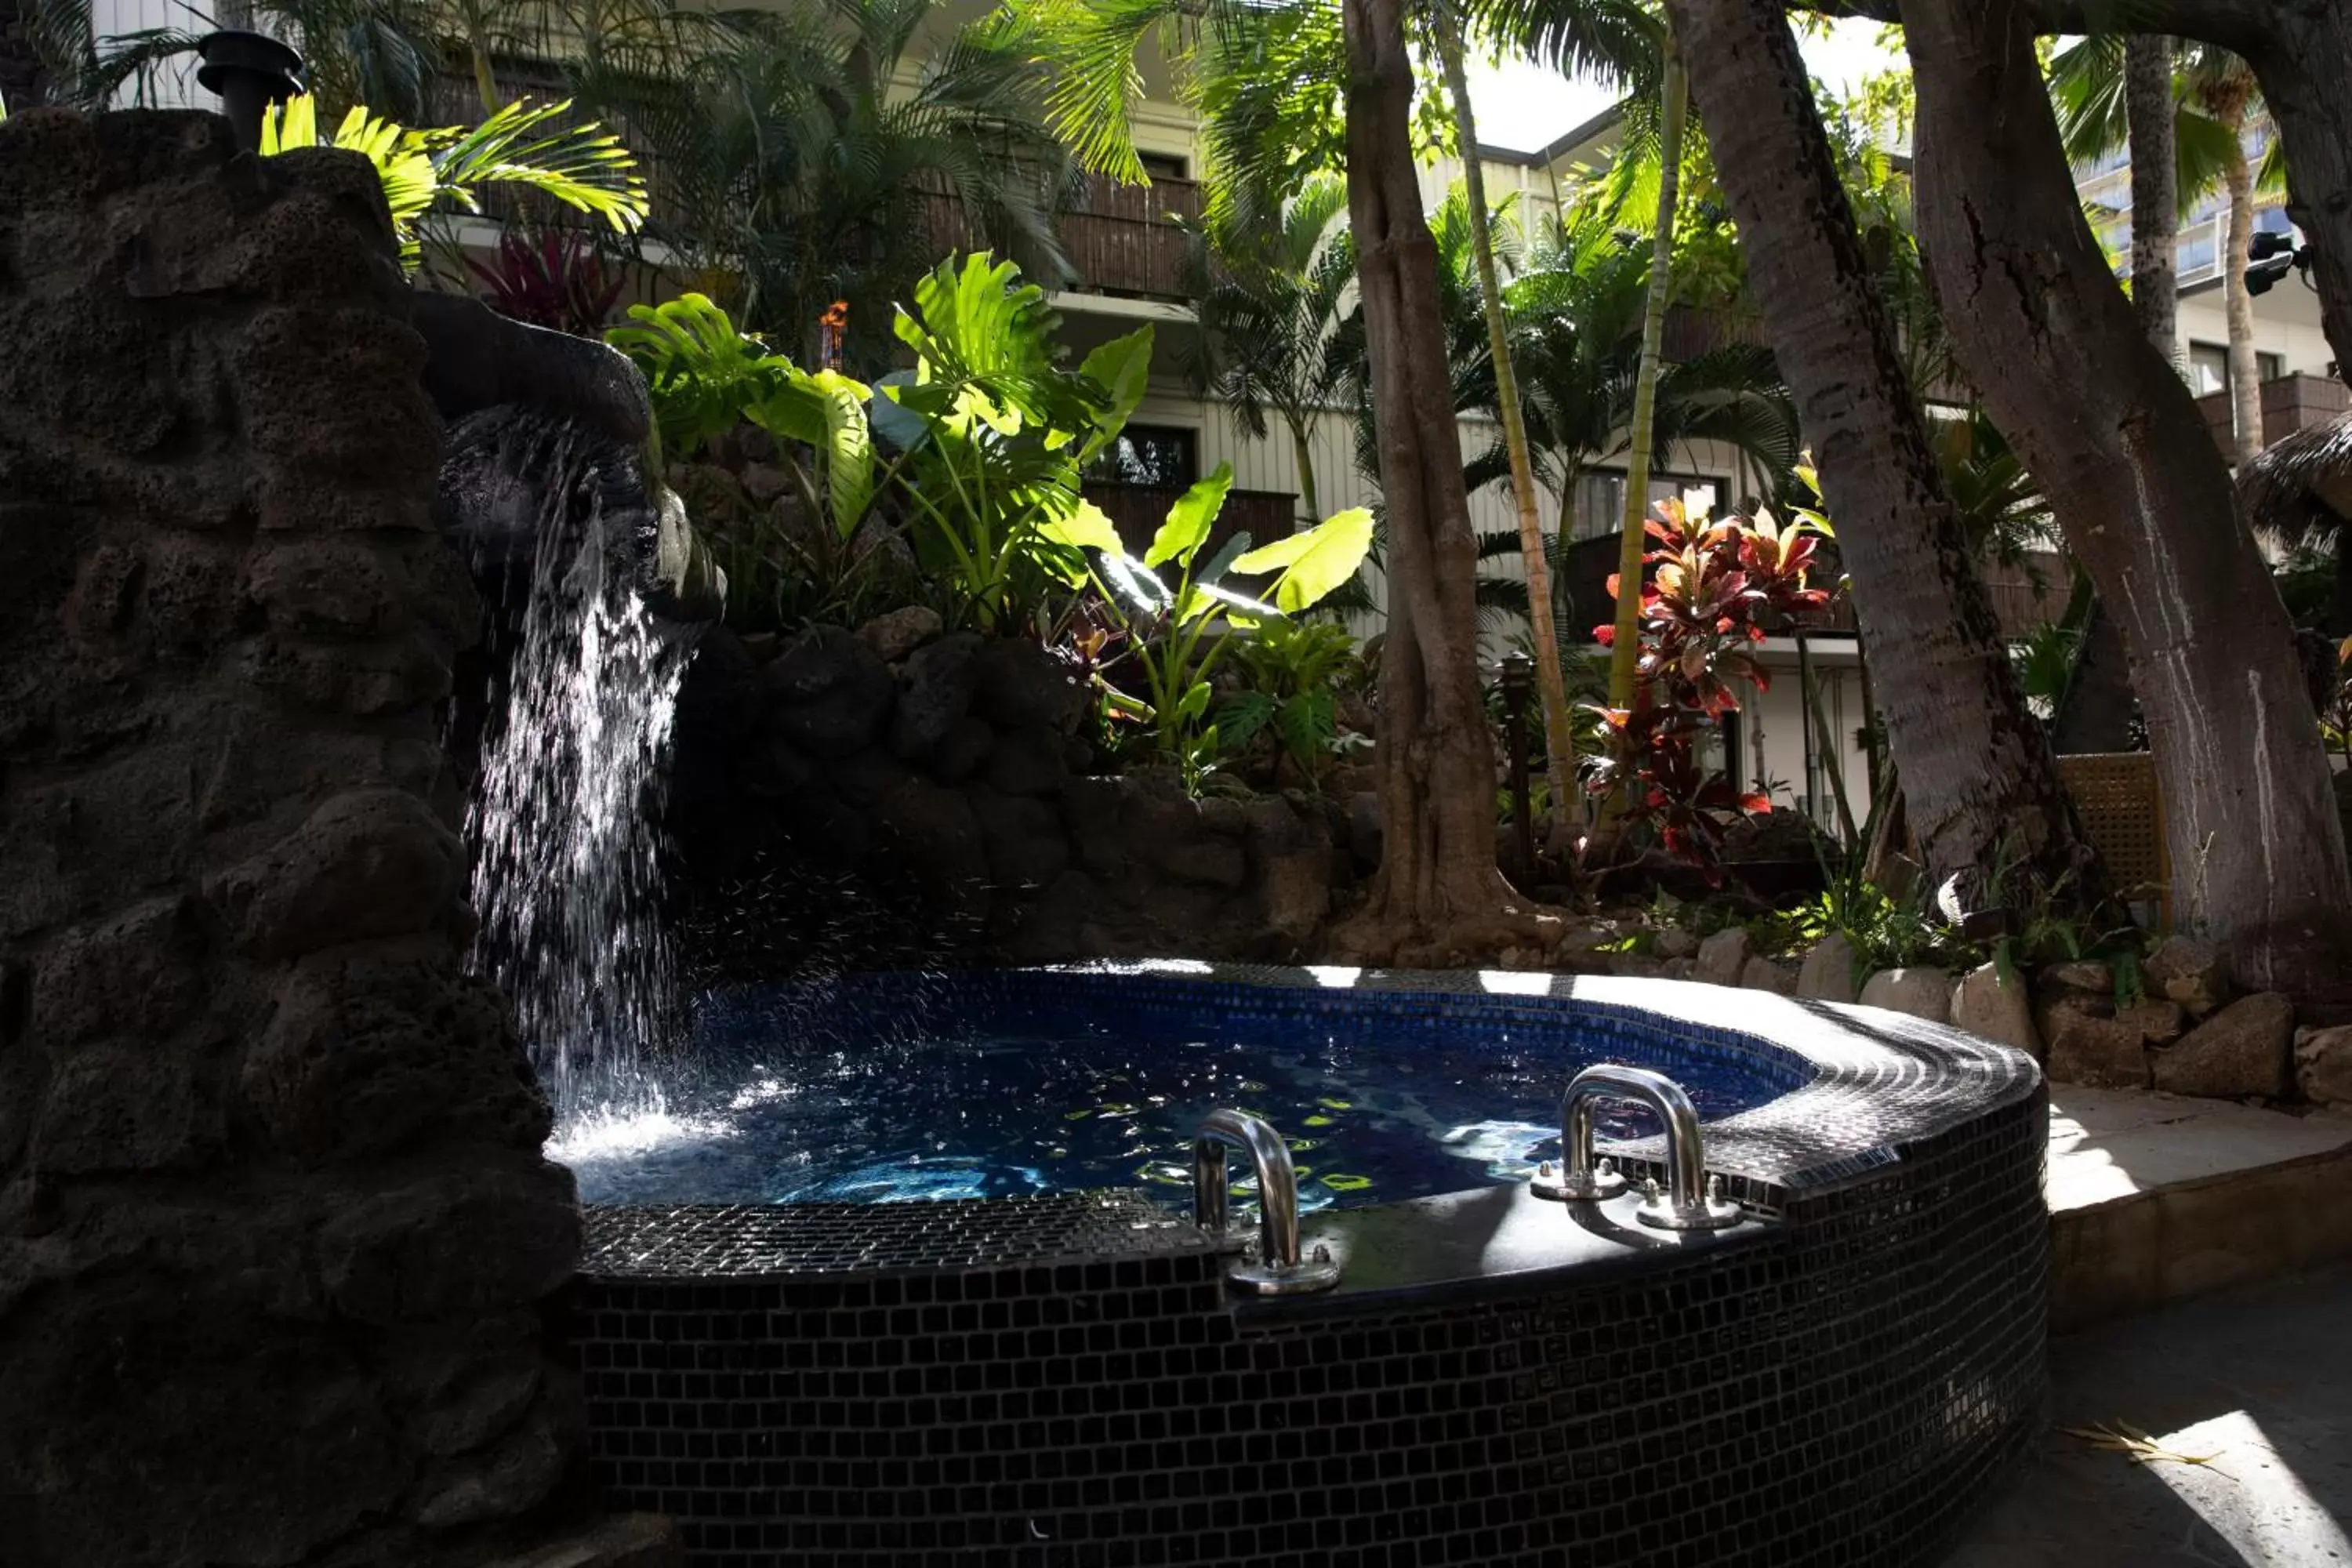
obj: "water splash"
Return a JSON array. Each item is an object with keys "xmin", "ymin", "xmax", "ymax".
[{"xmin": 454, "ymin": 409, "xmax": 696, "ymax": 1128}]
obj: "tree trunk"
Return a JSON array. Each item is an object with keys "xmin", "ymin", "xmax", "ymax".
[
  {"xmin": 0, "ymin": 0, "xmax": 46, "ymax": 111},
  {"xmin": 1432, "ymin": 5, "xmax": 1580, "ymax": 855},
  {"xmin": 1334, "ymin": 0, "xmax": 1519, "ymax": 960},
  {"xmin": 1662, "ymin": 0, "xmax": 2102, "ymax": 915},
  {"xmin": 1900, "ymin": 0, "xmax": 2352, "ymax": 1004},
  {"xmin": 2221, "ymin": 122, "xmax": 2263, "ymax": 464},
  {"xmin": 1606, "ymin": 49, "xmax": 1689, "ymax": 713},
  {"xmin": 1813, "ymin": 1, "xmax": 2352, "ymax": 390},
  {"xmin": 1286, "ymin": 415, "xmax": 1321, "ymax": 522},
  {"xmin": 2126, "ymin": 34, "xmax": 2180, "ymax": 364}
]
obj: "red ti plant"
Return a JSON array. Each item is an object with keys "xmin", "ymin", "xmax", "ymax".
[
  {"xmin": 1588, "ymin": 498, "xmax": 1835, "ymax": 871},
  {"xmin": 466, "ymin": 227, "xmax": 626, "ymax": 339}
]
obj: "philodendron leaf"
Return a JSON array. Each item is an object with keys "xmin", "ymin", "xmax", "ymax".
[
  {"xmin": 1145, "ymin": 463, "xmax": 1235, "ymax": 570},
  {"xmin": 1230, "ymin": 506, "xmax": 1374, "ymax": 613},
  {"xmin": 1073, "ymin": 326, "xmax": 1155, "ymax": 462},
  {"xmin": 810, "ymin": 369, "xmax": 874, "ymax": 535},
  {"xmin": 1036, "ymin": 499, "xmax": 1124, "ymax": 556},
  {"xmin": 1034, "ymin": 500, "xmax": 1125, "ymax": 586}
]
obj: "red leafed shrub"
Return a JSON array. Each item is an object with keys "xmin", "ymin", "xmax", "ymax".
[
  {"xmin": 466, "ymin": 228, "xmax": 626, "ymax": 339},
  {"xmin": 1588, "ymin": 499, "xmax": 1835, "ymax": 871}
]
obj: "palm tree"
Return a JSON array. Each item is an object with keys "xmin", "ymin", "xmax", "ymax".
[
  {"xmin": 1504, "ymin": 211, "xmax": 1798, "ymax": 608},
  {"xmin": 571, "ymin": 0, "xmax": 1080, "ymax": 369},
  {"xmin": 1428, "ymin": 0, "xmax": 1584, "ymax": 851},
  {"xmin": 1180, "ymin": 174, "xmax": 1356, "ymax": 522},
  {"xmin": 2053, "ymin": 36, "xmax": 2286, "ymax": 463}
]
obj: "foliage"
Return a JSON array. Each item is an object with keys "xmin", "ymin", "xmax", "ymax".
[
  {"xmin": 1584, "ymin": 498, "xmax": 1833, "ymax": 871},
  {"xmin": 570, "ymin": 0, "xmax": 1080, "ymax": 367},
  {"xmin": 466, "ymin": 227, "xmax": 626, "ymax": 336},
  {"xmin": 882, "ymin": 253, "xmax": 1154, "ymax": 633},
  {"xmin": 1221, "ymin": 619, "xmax": 1365, "ymax": 785},
  {"xmin": 608, "ymin": 291, "xmax": 902, "ymax": 629},
  {"xmin": 609, "ymin": 256, "xmax": 1154, "ymax": 637},
  {"xmin": 2049, "ymin": 35, "xmax": 2287, "ymax": 222},
  {"xmin": 1178, "ymin": 175, "xmax": 1356, "ymax": 518},
  {"xmin": 258, "ymin": 93, "xmax": 645, "ymax": 270},
  {"xmin": 2321, "ymin": 636, "xmax": 2352, "ymax": 770},
  {"xmin": 1078, "ymin": 466, "xmax": 1374, "ymax": 789}
]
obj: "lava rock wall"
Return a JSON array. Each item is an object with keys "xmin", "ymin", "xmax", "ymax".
[
  {"xmin": 669, "ymin": 622, "xmax": 1346, "ymax": 974},
  {"xmin": 0, "ymin": 110, "xmax": 594, "ymax": 1566}
]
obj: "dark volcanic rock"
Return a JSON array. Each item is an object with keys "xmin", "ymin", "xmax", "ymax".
[{"xmin": 0, "ymin": 108, "xmax": 592, "ymax": 1565}]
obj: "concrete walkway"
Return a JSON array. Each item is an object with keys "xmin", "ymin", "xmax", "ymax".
[
  {"xmin": 2046, "ymin": 1087, "xmax": 2352, "ymax": 1328},
  {"xmin": 1943, "ymin": 1263, "xmax": 2352, "ymax": 1567}
]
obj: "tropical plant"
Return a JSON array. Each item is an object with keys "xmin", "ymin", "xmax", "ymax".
[
  {"xmin": 1221, "ymin": 618, "xmax": 1365, "ymax": 786},
  {"xmin": 608, "ymin": 291, "xmax": 902, "ymax": 630},
  {"xmin": 1180, "ymin": 174, "xmax": 1355, "ymax": 522},
  {"xmin": 569, "ymin": 0, "xmax": 1079, "ymax": 368},
  {"xmin": 879, "ymin": 253, "xmax": 1154, "ymax": 632},
  {"xmin": 1500, "ymin": 210, "xmax": 1800, "ymax": 633},
  {"xmin": 258, "ymin": 93, "xmax": 645, "ymax": 270},
  {"xmin": 1074, "ymin": 465, "xmax": 1374, "ymax": 789},
  {"xmin": 466, "ymin": 227, "xmax": 627, "ymax": 336},
  {"xmin": 1585, "ymin": 498, "xmax": 1833, "ymax": 871}
]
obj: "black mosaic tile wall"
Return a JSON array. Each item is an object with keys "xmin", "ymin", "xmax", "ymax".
[
  {"xmin": 571, "ymin": 1093, "xmax": 2045, "ymax": 1566},
  {"xmin": 570, "ymin": 968, "xmax": 2049, "ymax": 1566}
]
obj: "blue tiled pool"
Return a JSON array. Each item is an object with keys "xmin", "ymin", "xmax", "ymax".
[{"xmin": 557, "ymin": 967, "xmax": 1814, "ymax": 1209}]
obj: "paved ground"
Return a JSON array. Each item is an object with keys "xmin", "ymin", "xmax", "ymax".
[{"xmin": 1943, "ymin": 1263, "xmax": 2352, "ymax": 1566}]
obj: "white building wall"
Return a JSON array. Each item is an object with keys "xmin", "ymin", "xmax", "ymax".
[{"xmin": 89, "ymin": 0, "xmax": 206, "ymax": 108}]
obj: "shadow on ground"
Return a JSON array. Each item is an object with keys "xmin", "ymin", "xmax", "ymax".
[{"xmin": 1944, "ymin": 1263, "xmax": 2352, "ymax": 1567}]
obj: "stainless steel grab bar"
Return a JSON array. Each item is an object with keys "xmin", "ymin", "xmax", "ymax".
[
  {"xmin": 1192, "ymin": 1109, "xmax": 1341, "ymax": 1294},
  {"xmin": 1530, "ymin": 1063, "xmax": 1744, "ymax": 1232}
]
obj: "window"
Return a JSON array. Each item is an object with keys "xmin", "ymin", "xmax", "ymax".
[
  {"xmin": 2189, "ymin": 341, "xmax": 2285, "ymax": 397},
  {"xmin": 1084, "ymin": 425, "xmax": 1199, "ymax": 488},
  {"xmin": 1570, "ymin": 471, "xmax": 1722, "ymax": 542},
  {"xmin": 1138, "ymin": 151, "xmax": 1189, "ymax": 181}
]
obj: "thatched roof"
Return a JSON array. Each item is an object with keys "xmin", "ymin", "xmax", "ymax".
[{"xmin": 2240, "ymin": 408, "xmax": 2352, "ymax": 550}]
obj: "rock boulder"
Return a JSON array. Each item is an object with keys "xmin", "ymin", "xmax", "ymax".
[
  {"xmin": 1858, "ymin": 966, "xmax": 1954, "ymax": 1024},
  {"xmin": 2152, "ymin": 992, "xmax": 2295, "ymax": 1099}
]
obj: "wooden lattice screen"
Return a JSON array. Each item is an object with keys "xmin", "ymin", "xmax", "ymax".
[{"xmin": 2058, "ymin": 752, "xmax": 2170, "ymax": 927}]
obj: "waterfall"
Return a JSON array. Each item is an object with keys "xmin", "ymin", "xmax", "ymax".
[{"xmin": 446, "ymin": 408, "xmax": 699, "ymax": 1131}]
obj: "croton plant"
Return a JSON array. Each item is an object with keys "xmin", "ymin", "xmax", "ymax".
[{"xmin": 1588, "ymin": 497, "xmax": 1835, "ymax": 870}]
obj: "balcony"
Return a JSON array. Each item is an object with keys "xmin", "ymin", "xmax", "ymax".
[
  {"xmin": 2196, "ymin": 372, "xmax": 2350, "ymax": 453},
  {"xmin": 922, "ymin": 176, "xmax": 1200, "ymax": 303}
]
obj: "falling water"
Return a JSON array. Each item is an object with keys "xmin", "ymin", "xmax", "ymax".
[{"xmin": 454, "ymin": 410, "xmax": 697, "ymax": 1131}]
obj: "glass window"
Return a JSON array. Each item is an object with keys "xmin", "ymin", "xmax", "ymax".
[
  {"xmin": 1571, "ymin": 471, "xmax": 1721, "ymax": 541},
  {"xmin": 2187, "ymin": 343, "xmax": 2283, "ymax": 394},
  {"xmin": 2188, "ymin": 342, "xmax": 2228, "ymax": 396},
  {"xmin": 1138, "ymin": 151, "xmax": 1190, "ymax": 182},
  {"xmin": 1085, "ymin": 426, "xmax": 1199, "ymax": 488},
  {"xmin": 2177, "ymin": 231, "xmax": 2218, "ymax": 278}
]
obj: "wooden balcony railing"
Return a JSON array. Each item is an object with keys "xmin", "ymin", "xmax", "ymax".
[{"xmin": 923, "ymin": 175, "xmax": 1200, "ymax": 302}]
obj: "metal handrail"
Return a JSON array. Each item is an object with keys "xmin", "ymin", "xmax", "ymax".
[
  {"xmin": 1192, "ymin": 1109, "xmax": 1341, "ymax": 1295},
  {"xmin": 1530, "ymin": 1064, "xmax": 1744, "ymax": 1232}
]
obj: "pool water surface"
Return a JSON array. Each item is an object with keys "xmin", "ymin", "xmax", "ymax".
[{"xmin": 558, "ymin": 975, "xmax": 1788, "ymax": 1210}]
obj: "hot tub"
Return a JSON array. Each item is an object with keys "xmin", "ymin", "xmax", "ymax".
[{"xmin": 566, "ymin": 964, "xmax": 2047, "ymax": 1566}]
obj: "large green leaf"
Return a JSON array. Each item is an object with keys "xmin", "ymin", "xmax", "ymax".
[
  {"xmin": 1145, "ymin": 463, "xmax": 1235, "ymax": 569},
  {"xmin": 811, "ymin": 369, "xmax": 875, "ymax": 536},
  {"xmin": 1074, "ymin": 326, "xmax": 1155, "ymax": 461},
  {"xmin": 1035, "ymin": 498, "xmax": 1125, "ymax": 556},
  {"xmin": 1230, "ymin": 506, "xmax": 1374, "ymax": 612}
]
